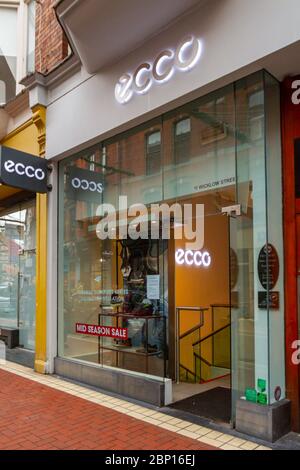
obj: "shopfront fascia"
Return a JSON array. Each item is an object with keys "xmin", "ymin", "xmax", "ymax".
[{"xmin": 54, "ymin": 70, "xmax": 288, "ymax": 439}]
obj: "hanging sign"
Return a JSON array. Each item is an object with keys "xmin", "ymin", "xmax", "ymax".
[
  {"xmin": 257, "ymin": 243, "xmax": 279, "ymax": 290},
  {"xmin": 67, "ymin": 167, "xmax": 104, "ymax": 202},
  {"xmin": 0, "ymin": 146, "xmax": 49, "ymax": 193}
]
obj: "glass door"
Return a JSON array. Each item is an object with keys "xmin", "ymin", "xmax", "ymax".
[
  {"xmin": 173, "ymin": 207, "xmax": 233, "ymax": 423},
  {"xmin": 0, "ymin": 208, "xmax": 22, "ymax": 329},
  {"xmin": 175, "ymin": 209, "xmax": 232, "ymax": 386},
  {"xmin": 18, "ymin": 202, "xmax": 36, "ymax": 350},
  {"xmin": 18, "ymin": 248, "xmax": 36, "ymax": 350},
  {"xmin": 0, "ymin": 200, "xmax": 36, "ymax": 350}
]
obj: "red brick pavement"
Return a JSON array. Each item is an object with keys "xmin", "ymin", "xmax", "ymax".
[{"xmin": 0, "ymin": 369, "xmax": 218, "ymax": 450}]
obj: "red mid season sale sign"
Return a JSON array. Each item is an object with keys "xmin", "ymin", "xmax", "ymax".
[{"xmin": 75, "ymin": 323, "xmax": 128, "ymax": 339}]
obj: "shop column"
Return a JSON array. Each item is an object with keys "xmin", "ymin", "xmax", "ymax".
[{"xmin": 32, "ymin": 105, "xmax": 48, "ymax": 373}]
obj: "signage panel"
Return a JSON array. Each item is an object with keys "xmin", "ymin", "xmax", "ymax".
[
  {"xmin": 257, "ymin": 243, "xmax": 279, "ymax": 290},
  {"xmin": 76, "ymin": 323, "xmax": 128, "ymax": 339},
  {"xmin": 0, "ymin": 146, "xmax": 49, "ymax": 193},
  {"xmin": 258, "ymin": 291, "xmax": 280, "ymax": 310},
  {"xmin": 67, "ymin": 166, "xmax": 104, "ymax": 203}
]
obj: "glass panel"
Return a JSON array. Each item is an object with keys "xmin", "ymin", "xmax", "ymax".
[
  {"xmin": 232, "ymin": 72, "xmax": 265, "ymax": 419},
  {"xmin": 105, "ymin": 118, "xmax": 163, "ymax": 206},
  {"xmin": 0, "ymin": 200, "xmax": 36, "ymax": 350},
  {"xmin": 230, "ymin": 214, "xmax": 255, "ymax": 420},
  {"xmin": 163, "ymin": 84, "xmax": 236, "ymax": 202},
  {"xmin": 58, "ymin": 146, "xmax": 106, "ymax": 364},
  {"xmin": 58, "ymin": 123, "xmax": 167, "ymax": 378},
  {"xmin": 265, "ymin": 72, "xmax": 285, "ymax": 403},
  {"xmin": 0, "ymin": 6, "xmax": 17, "ymax": 104},
  {"xmin": 175, "ymin": 212, "xmax": 231, "ymax": 386},
  {"xmin": 231, "ymin": 71, "xmax": 285, "ymax": 416},
  {"xmin": 0, "ymin": 208, "xmax": 21, "ymax": 328},
  {"xmin": 18, "ymin": 204, "xmax": 36, "ymax": 350},
  {"xmin": 178, "ymin": 309, "xmax": 202, "ymax": 383},
  {"xmin": 27, "ymin": 0, "xmax": 36, "ymax": 74},
  {"xmin": 212, "ymin": 305, "xmax": 231, "ymax": 369}
]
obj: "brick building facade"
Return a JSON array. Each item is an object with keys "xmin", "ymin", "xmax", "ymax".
[{"xmin": 35, "ymin": 0, "xmax": 69, "ymax": 75}]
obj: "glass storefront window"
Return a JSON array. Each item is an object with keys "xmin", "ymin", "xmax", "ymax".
[
  {"xmin": 146, "ymin": 130, "xmax": 161, "ymax": 175},
  {"xmin": 26, "ymin": 0, "xmax": 36, "ymax": 74},
  {"xmin": 0, "ymin": 6, "xmax": 17, "ymax": 104},
  {"xmin": 58, "ymin": 70, "xmax": 285, "ymax": 420}
]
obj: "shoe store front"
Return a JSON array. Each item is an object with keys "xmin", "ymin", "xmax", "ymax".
[{"xmin": 56, "ymin": 69, "xmax": 287, "ymax": 434}]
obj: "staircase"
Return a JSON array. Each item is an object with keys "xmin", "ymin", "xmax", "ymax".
[{"xmin": 179, "ymin": 304, "xmax": 231, "ymax": 384}]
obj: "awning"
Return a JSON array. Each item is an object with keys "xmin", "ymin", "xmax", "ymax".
[{"xmin": 55, "ymin": 0, "xmax": 205, "ymax": 73}]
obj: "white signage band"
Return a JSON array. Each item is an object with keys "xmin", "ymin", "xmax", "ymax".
[{"xmin": 115, "ymin": 35, "xmax": 202, "ymax": 104}]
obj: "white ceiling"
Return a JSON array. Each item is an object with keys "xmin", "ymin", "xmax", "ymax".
[{"xmin": 56, "ymin": 0, "xmax": 207, "ymax": 73}]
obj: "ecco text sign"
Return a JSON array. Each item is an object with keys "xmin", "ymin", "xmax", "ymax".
[
  {"xmin": 67, "ymin": 166, "xmax": 104, "ymax": 202},
  {"xmin": 115, "ymin": 35, "xmax": 202, "ymax": 104},
  {"xmin": 0, "ymin": 146, "xmax": 49, "ymax": 193}
]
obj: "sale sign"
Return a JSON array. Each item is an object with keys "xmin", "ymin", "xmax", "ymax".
[{"xmin": 75, "ymin": 323, "xmax": 128, "ymax": 339}]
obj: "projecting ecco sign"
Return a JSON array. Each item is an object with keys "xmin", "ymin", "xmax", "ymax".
[
  {"xmin": 0, "ymin": 146, "xmax": 49, "ymax": 193},
  {"xmin": 115, "ymin": 35, "xmax": 202, "ymax": 104}
]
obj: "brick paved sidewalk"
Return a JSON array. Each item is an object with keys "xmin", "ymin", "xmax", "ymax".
[{"xmin": 0, "ymin": 368, "xmax": 216, "ymax": 450}]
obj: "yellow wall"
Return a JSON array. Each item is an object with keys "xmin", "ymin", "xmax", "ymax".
[{"xmin": 1, "ymin": 121, "xmax": 39, "ymax": 155}]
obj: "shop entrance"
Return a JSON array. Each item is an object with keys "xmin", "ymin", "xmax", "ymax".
[
  {"xmin": 170, "ymin": 206, "xmax": 236, "ymax": 424},
  {"xmin": 0, "ymin": 199, "xmax": 36, "ymax": 351}
]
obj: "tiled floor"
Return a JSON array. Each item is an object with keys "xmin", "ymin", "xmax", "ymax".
[
  {"xmin": 0, "ymin": 361, "xmax": 271, "ymax": 451},
  {"xmin": 172, "ymin": 376, "xmax": 231, "ymax": 401}
]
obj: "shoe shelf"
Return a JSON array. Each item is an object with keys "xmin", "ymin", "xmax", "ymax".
[{"xmin": 97, "ymin": 309, "xmax": 167, "ymax": 376}]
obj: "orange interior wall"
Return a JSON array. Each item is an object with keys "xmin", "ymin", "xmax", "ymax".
[{"xmin": 175, "ymin": 214, "xmax": 229, "ymax": 372}]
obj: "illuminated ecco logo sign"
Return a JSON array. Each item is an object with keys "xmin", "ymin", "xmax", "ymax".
[
  {"xmin": 115, "ymin": 35, "xmax": 202, "ymax": 104},
  {"xmin": 175, "ymin": 249, "xmax": 211, "ymax": 268}
]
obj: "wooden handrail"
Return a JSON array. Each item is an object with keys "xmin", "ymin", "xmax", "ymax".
[
  {"xmin": 179, "ymin": 363, "xmax": 196, "ymax": 377},
  {"xmin": 194, "ymin": 352, "xmax": 212, "ymax": 367},
  {"xmin": 179, "ymin": 322, "xmax": 203, "ymax": 340},
  {"xmin": 192, "ymin": 323, "xmax": 231, "ymax": 347}
]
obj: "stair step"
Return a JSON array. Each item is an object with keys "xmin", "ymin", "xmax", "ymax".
[{"xmin": 211, "ymin": 366, "xmax": 230, "ymax": 378}]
